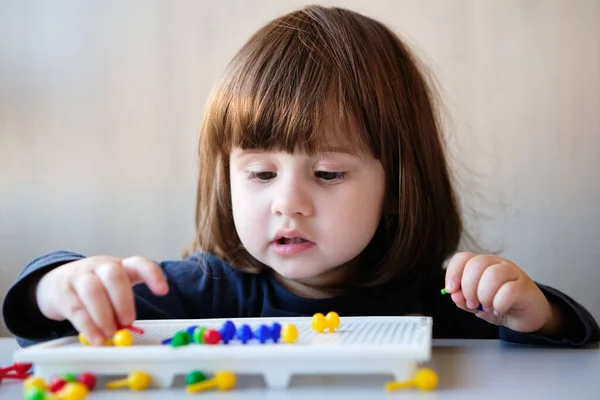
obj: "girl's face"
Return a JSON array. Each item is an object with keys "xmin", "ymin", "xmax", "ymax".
[{"xmin": 229, "ymin": 141, "xmax": 385, "ymax": 292}]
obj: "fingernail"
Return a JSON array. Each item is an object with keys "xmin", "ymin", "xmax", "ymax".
[
  {"xmin": 446, "ymin": 282, "xmax": 454, "ymax": 292},
  {"xmin": 466, "ymin": 300, "xmax": 475, "ymax": 309},
  {"xmin": 493, "ymin": 310, "xmax": 502, "ymax": 317},
  {"xmin": 483, "ymin": 307, "xmax": 492, "ymax": 313}
]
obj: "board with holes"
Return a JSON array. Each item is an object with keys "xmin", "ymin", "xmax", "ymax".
[{"xmin": 12, "ymin": 316, "xmax": 432, "ymax": 389}]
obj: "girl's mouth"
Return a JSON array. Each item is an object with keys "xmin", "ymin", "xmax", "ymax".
[
  {"xmin": 278, "ymin": 237, "xmax": 308, "ymax": 245},
  {"xmin": 271, "ymin": 237, "xmax": 314, "ymax": 256}
]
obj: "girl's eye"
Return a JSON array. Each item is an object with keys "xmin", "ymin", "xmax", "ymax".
[
  {"xmin": 248, "ymin": 171, "xmax": 276, "ymax": 181},
  {"xmin": 315, "ymin": 171, "xmax": 348, "ymax": 182}
]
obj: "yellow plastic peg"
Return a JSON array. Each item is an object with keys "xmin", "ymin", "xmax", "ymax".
[
  {"xmin": 384, "ymin": 368, "xmax": 438, "ymax": 392},
  {"xmin": 23, "ymin": 376, "xmax": 47, "ymax": 392},
  {"xmin": 312, "ymin": 313, "xmax": 327, "ymax": 333},
  {"xmin": 113, "ymin": 329, "xmax": 134, "ymax": 347},
  {"xmin": 55, "ymin": 382, "xmax": 89, "ymax": 400},
  {"xmin": 281, "ymin": 323, "xmax": 298, "ymax": 344},
  {"xmin": 186, "ymin": 371, "xmax": 236, "ymax": 393},
  {"xmin": 325, "ymin": 311, "xmax": 340, "ymax": 332},
  {"xmin": 106, "ymin": 371, "xmax": 151, "ymax": 391}
]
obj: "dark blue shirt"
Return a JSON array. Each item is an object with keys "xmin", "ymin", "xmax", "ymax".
[{"xmin": 2, "ymin": 250, "xmax": 599, "ymax": 348}]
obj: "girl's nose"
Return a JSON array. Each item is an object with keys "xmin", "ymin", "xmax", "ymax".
[{"xmin": 270, "ymin": 177, "xmax": 314, "ymax": 217}]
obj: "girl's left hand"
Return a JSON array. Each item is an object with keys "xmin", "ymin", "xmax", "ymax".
[{"xmin": 444, "ymin": 252, "xmax": 559, "ymax": 334}]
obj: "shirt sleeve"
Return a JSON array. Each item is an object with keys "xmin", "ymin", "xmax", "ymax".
[
  {"xmin": 498, "ymin": 283, "xmax": 600, "ymax": 346},
  {"xmin": 2, "ymin": 251, "xmax": 86, "ymax": 347}
]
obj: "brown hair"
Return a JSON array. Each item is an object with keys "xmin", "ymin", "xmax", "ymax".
[{"xmin": 185, "ymin": 5, "xmax": 462, "ymax": 288}]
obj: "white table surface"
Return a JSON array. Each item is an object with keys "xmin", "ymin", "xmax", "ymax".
[{"xmin": 1, "ymin": 338, "xmax": 598, "ymax": 399}]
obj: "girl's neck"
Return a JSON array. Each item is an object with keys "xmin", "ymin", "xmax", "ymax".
[{"xmin": 270, "ymin": 259, "xmax": 359, "ymax": 299}]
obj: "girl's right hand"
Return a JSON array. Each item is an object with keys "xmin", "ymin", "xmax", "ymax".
[{"xmin": 35, "ymin": 255, "xmax": 168, "ymax": 345}]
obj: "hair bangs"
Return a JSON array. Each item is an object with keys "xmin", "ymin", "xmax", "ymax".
[{"xmin": 214, "ymin": 11, "xmax": 376, "ymax": 158}]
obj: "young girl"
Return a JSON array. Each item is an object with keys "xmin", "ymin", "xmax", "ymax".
[{"xmin": 3, "ymin": 5, "xmax": 598, "ymax": 348}]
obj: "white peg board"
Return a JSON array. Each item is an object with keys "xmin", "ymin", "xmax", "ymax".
[{"xmin": 13, "ymin": 316, "xmax": 432, "ymax": 389}]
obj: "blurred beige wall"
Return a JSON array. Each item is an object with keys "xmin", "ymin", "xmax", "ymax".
[{"xmin": 1, "ymin": 0, "xmax": 599, "ymax": 337}]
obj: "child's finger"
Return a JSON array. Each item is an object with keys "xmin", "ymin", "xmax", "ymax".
[
  {"xmin": 492, "ymin": 280, "xmax": 519, "ymax": 316},
  {"xmin": 121, "ymin": 256, "xmax": 169, "ymax": 295},
  {"xmin": 461, "ymin": 255, "xmax": 501, "ymax": 310},
  {"xmin": 444, "ymin": 252, "xmax": 476, "ymax": 292},
  {"xmin": 450, "ymin": 290, "xmax": 476, "ymax": 313},
  {"xmin": 477, "ymin": 264, "xmax": 519, "ymax": 312},
  {"xmin": 63, "ymin": 289, "xmax": 106, "ymax": 346},
  {"xmin": 73, "ymin": 274, "xmax": 117, "ymax": 339},
  {"xmin": 95, "ymin": 262, "xmax": 136, "ymax": 327}
]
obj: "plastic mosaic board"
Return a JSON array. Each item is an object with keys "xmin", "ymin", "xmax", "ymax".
[{"xmin": 12, "ymin": 316, "xmax": 432, "ymax": 389}]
